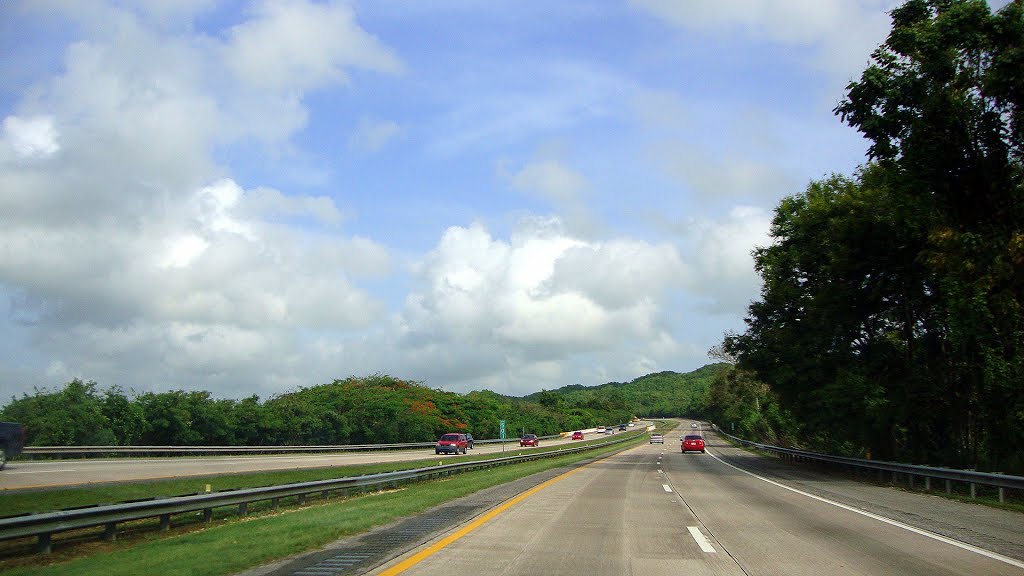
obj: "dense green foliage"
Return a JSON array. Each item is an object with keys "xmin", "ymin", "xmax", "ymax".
[
  {"xmin": 527, "ymin": 365, "xmax": 722, "ymax": 419},
  {"xmin": 726, "ymin": 0, "xmax": 1024, "ymax": 472},
  {"xmin": 0, "ymin": 368, "xmax": 714, "ymax": 447}
]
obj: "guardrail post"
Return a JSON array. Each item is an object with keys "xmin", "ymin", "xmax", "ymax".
[
  {"xmin": 908, "ymin": 474, "xmax": 914, "ymax": 490},
  {"xmin": 203, "ymin": 508, "xmax": 212, "ymax": 522},
  {"xmin": 946, "ymin": 479, "xmax": 952, "ymax": 494},
  {"xmin": 103, "ymin": 522, "xmax": 117, "ymax": 541},
  {"xmin": 970, "ymin": 483, "xmax": 976, "ymax": 499},
  {"xmin": 999, "ymin": 487, "xmax": 1005, "ymax": 503},
  {"xmin": 37, "ymin": 533, "xmax": 51, "ymax": 554},
  {"xmin": 298, "ymin": 494, "xmax": 307, "ymax": 505},
  {"xmin": 239, "ymin": 502, "xmax": 248, "ymax": 516},
  {"xmin": 271, "ymin": 498, "xmax": 279, "ymax": 510},
  {"xmin": 924, "ymin": 476, "xmax": 931, "ymax": 491},
  {"xmin": 160, "ymin": 514, "xmax": 170, "ymax": 531},
  {"xmin": 322, "ymin": 489, "xmax": 330, "ymax": 499}
]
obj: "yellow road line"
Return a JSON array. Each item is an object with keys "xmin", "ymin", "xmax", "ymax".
[{"xmin": 376, "ymin": 459, "xmax": 600, "ymax": 575}]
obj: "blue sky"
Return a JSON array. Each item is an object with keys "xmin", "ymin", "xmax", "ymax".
[{"xmin": 2, "ymin": 0, "xmax": 1000, "ymax": 402}]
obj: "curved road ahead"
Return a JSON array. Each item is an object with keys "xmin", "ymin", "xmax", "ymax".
[
  {"xmin": 360, "ymin": 422, "xmax": 1024, "ymax": 576},
  {"xmin": 0, "ymin": 432, "xmax": 607, "ymax": 490}
]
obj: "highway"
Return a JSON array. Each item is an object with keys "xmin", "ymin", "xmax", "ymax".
[
  {"xmin": 360, "ymin": 422, "xmax": 1024, "ymax": 576},
  {"xmin": 0, "ymin": 432, "xmax": 599, "ymax": 490}
]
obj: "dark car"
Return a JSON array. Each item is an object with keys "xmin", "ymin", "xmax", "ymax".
[
  {"xmin": 465, "ymin": 433, "xmax": 474, "ymax": 450},
  {"xmin": 682, "ymin": 434, "xmax": 706, "ymax": 454},
  {"xmin": 520, "ymin": 434, "xmax": 539, "ymax": 447},
  {"xmin": 435, "ymin": 433, "xmax": 468, "ymax": 455},
  {"xmin": 618, "ymin": 424, "xmax": 627, "ymax": 431},
  {"xmin": 0, "ymin": 422, "xmax": 27, "ymax": 470}
]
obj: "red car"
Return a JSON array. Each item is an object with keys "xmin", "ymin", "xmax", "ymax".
[
  {"xmin": 681, "ymin": 434, "xmax": 705, "ymax": 454},
  {"xmin": 435, "ymin": 433, "xmax": 468, "ymax": 455},
  {"xmin": 571, "ymin": 431, "xmax": 584, "ymax": 440},
  {"xmin": 520, "ymin": 434, "xmax": 539, "ymax": 447}
]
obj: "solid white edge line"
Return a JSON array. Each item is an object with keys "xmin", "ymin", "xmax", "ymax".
[
  {"xmin": 4, "ymin": 469, "xmax": 77, "ymax": 474},
  {"xmin": 707, "ymin": 450, "xmax": 1024, "ymax": 569},
  {"xmin": 688, "ymin": 526, "xmax": 717, "ymax": 553},
  {"xmin": 662, "ymin": 484, "xmax": 673, "ymax": 492}
]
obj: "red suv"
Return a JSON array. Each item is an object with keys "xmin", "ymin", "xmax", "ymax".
[
  {"xmin": 681, "ymin": 434, "xmax": 705, "ymax": 454},
  {"xmin": 435, "ymin": 433, "xmax": 468, "ymax": 455}
]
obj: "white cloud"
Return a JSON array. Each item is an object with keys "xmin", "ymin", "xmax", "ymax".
[
  {"xmin": 2, "ymin": 115, "xmax": 60, "ymax": 159},
  {"xmin": 511, "ymin": 160, "xmax": 587, "ymax": 205},
  {"xmin": 348, "ymin": 116, "xmax": 403, "ymax": 152},
  {"xmin": 681, "ymin": 205, "xmax": 772, "ymax": 313},
  {"xmin": 400, "ymin": 217, "xmax": 686, "ymax": 361},
  {"xmin": 630, "ymin": 0, "xmax": 894, "ymax": 80},
  {"xmin": 508, "ymin": 157, "xmax": 606, "ymax": 238},
  {"xmin": 223, "ymin": 0, "xmax": 403, "ymax": 93},
  {"xmin": 662, "ymin": 146, "xmax": 798, "ymax": 201},
  {"xmin": 0, "ymin": 1, "xmax": 405, "ymax": 399}
]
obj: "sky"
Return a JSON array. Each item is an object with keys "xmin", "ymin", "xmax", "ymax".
[{"xmin": 1, "ymin": 0, "xmax": 1002, "ymax": 402}]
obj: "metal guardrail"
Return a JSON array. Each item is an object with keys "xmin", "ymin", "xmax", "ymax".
[
  {"xmin": 20, "ymin": 435, "xmax": 563, "ymax": 457},
  {"xmin": 0, "ymin": 432, "xmax": 644, "ymax": 554},
  {"xmin": 712, "ymin": 425, "xmax": 1024, "ymax": 503}
]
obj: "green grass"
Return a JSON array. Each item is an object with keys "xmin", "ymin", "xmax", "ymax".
[{"xmin": 0, "ymin": 434, "xmax": 648, "ymax": 575}]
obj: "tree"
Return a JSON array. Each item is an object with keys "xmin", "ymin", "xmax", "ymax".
[
  {"xmin": 836, "ymin": 0, "xmax": 1023, "ymax": 470},
  {"xmin": 730, "ymin": 0, "xmax": 1023, "ymax": 472}
]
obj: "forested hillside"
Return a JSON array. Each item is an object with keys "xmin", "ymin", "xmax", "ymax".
[
  {"xmin": 527, "ymin": 365, "xmax": 723, "ymax": 418},
  {"xmin": 0, "ymin": 367, "xmax": 724, "ymax": 447},
  {"xmin": 722, "ymin": 0, "xmax": 1024, "ymax": 474}
]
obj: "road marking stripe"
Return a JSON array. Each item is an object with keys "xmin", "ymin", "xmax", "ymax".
[
  {"xmin": 376, "ymin": 460, "xmax": 599, "ymax": 575},
  {"xmin": 662, "ymin": 484, "xmax": 672, "ymax": 492},
  {"xmin": 688, "ymin": 526, "xmax": 717, "ymax": 553},
  {"xmin": 708, "ymin": 451, "xmax": 1024, "ymax": 570},
  {"xmin": 4, "ymin": 469, "xmax": 76, "ymax": 474}
]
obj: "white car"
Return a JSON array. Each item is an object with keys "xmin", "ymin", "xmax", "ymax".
[{"xmin": 650, "ymin": 433, "xmax": 664, "ymax": 444}]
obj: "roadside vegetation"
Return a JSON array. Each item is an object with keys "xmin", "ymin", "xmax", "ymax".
[
  {"xmin": 716, "ymin": 0, "xmax": 1024, "ymax": 475},
  {"xmin": 0, "ymin": 369, "xmax": 715, "ymax": 450}
]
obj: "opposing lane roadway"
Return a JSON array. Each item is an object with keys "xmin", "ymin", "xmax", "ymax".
[{"xmin": 0, "ymin": 433, "xmax": 599, "ymax": 490}]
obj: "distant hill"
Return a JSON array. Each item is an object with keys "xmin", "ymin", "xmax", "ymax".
[{"xmin": 524, "ymin": 363, "xmax": 729, "ymax": 418}]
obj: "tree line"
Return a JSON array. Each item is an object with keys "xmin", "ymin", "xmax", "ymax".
[
  {"xmin": 0, "ymin": 368, "xmax": 721, "ymax": 447},
  {"xmin": 721, "ymin": 0, "xmax": 1023, "ymax": 474}
]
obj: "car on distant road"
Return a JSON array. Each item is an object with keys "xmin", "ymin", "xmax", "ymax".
[
  {"xmin": 596, "ymin": 425, "xmax": 606, "ymax": 433},
  {"xmin": 650, "ymin": 433, "xmax": 664, "ymax": 444},
  {"xmin": 0, "ymin": 422, "xmax": 26, "ymax": 470},
  {"xmin": 572, "ymin": 431, "xmax": 584, "ymax": 440},
  {"xmin": 465, "ymin": 433, "xmax": 474, "ymax": 450},
  {"xmin": 682, "ymin": 434, "xmax": 705, "ymax": 453},
  {"xmin": 435, "ymin": 433, "xmax": 468, "ymax": 455},
  {"xmin": 618, "ymin": 424, "xmax": 627, "ymax": 431},
  {"xmin": 520, "ymin": 434, "xmax": 539, "ymax": 447}
]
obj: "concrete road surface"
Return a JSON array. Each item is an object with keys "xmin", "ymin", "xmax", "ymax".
[{"xmin": 363, "ymin": 423, "xmax": 1024, "ymax": 576}]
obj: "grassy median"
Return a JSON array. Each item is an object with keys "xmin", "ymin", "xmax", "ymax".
[{"xmin": 0, "ymin": 433, "xmax": 649, "ymax": 576}]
